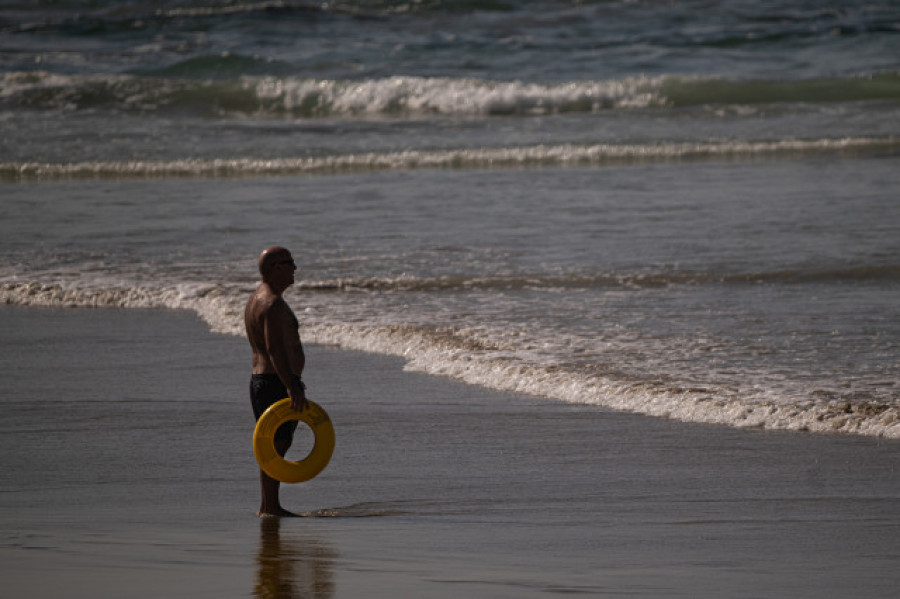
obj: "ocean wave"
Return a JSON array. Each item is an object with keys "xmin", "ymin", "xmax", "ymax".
[
  {"xmin": 3, "ymin": 280, "xmax": 898, "ymax": 440},
  {"xmin": 5, "ymin": 71, "xmax": 898, "ymax": 119},
  {"xmin": 2, "ymin": 137, "xmax": 896, "ymax": 181},
  {"xmin": 0, "ymin": 71, "xmax": 662, "ymax": 117}
]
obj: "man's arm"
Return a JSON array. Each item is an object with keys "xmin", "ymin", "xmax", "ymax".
[{"xmin": 264, "ymin": 299, "xmax": 308, "ymax": 411}]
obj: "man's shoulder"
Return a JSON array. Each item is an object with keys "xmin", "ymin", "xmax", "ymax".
[
  {"xmin": 261, "ymin": 293, "xmax": 292, "ymax": 320},
  {"xmin": 246, "ymin": 286, "xmax": 285, "ymax": 316}
]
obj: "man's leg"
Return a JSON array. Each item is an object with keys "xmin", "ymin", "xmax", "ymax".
[{"xmin": 259, "ymin": 437, "xmax": 297, "ymax": 517}]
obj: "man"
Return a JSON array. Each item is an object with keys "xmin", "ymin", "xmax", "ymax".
[{"xmin": 245, "ymin": 246, "xmax": 309, "ymax": 517}]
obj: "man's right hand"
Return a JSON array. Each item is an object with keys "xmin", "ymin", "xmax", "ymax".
[{"xmin": 289, "ymin": 384, "xmax": 309, "ymax": 412}]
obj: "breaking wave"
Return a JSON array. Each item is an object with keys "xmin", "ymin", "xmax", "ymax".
[
  {"xmin": 0, "ymin": 71, "xmax": 662, "ymax": 117},
  {"xmin": 4, "ymin": 71, "xmax": 898, "ymax": 119}
]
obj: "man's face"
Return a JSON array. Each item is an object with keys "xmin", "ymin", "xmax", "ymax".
[{"xmin": 272, "ymin": 254, "xmax": 296, "ymax": 286}]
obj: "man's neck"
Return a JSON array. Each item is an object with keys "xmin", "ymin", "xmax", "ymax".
[{"xmin": 261, "ymin": 280, "xmax": 286, "ymax": 296}]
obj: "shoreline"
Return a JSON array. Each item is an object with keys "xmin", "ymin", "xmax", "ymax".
[
  {"xmin": 4, "ymin": 282, "xmax": 898, "ymax": 440},
  {"xmin": 1, "ymin": 304, "xmax": 899, "ymax": 598}
]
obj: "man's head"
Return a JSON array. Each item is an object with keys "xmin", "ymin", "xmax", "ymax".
[{"xmin": 258, "ymin": 246, "xmax": 296, "ymax": 288}]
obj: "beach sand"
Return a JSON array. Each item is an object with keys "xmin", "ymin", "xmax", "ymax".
[{"xmin": 1, "ymin": 305, "xmax": 898, "ymax": 598}]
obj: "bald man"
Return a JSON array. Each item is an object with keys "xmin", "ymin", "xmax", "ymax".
[{"xmin": 245, "ymin": 246, "xmax": 309, "ymax": 517}]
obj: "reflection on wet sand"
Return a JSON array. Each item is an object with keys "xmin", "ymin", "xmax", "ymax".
[{"xmin": 255, "ymin": 517, "xmax": 336, "ymax": 599}]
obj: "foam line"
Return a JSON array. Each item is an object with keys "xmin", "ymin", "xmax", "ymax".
[{"xmin": 3, "ymin": 137, "xmax": 895, "ymax": 181}]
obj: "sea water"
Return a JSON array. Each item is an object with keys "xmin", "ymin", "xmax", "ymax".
[{"xmin": 1, "ymin": 0, "xmax": 899, "ymax": 437}]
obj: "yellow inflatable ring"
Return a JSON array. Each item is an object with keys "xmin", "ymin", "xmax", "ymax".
[{"xmin": 252, "ymin": 398, "xmax": 335, "ymax": 484}]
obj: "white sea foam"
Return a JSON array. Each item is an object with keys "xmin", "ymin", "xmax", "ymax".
[
  {"xmin": 251, "ymin": 75, "xmax": 662, "ymax": 116},
  {"xmin": 4, "ymin": 280, "xmax": 898, "ymax": 439},
  {"xmin": 3, "ymin": 137, "xmax": 895, "ymax": 181}
]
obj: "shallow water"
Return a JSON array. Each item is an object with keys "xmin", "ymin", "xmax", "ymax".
[{"xmin": 2, "ymin": 156, "xmax": 899, "ymax": 436}]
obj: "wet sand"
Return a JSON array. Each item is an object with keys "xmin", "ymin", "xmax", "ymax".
[{"xmin": 1, "ymin": 305, "xmax": 898, "ymax": 598}]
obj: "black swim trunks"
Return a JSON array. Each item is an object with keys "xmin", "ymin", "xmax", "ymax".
[{"xmin": 250, "ymin": 373, "xmax": 301, "ymax": 443}]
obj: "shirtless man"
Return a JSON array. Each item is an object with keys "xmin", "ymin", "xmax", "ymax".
[{"xmin": 245, "ymin": 246, "xmax": 309, "ymax": 517}]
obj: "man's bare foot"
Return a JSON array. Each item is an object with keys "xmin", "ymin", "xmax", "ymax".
[{"xmin": 258, "ymin": 507, "xmax": 301, "ymax": 518}]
